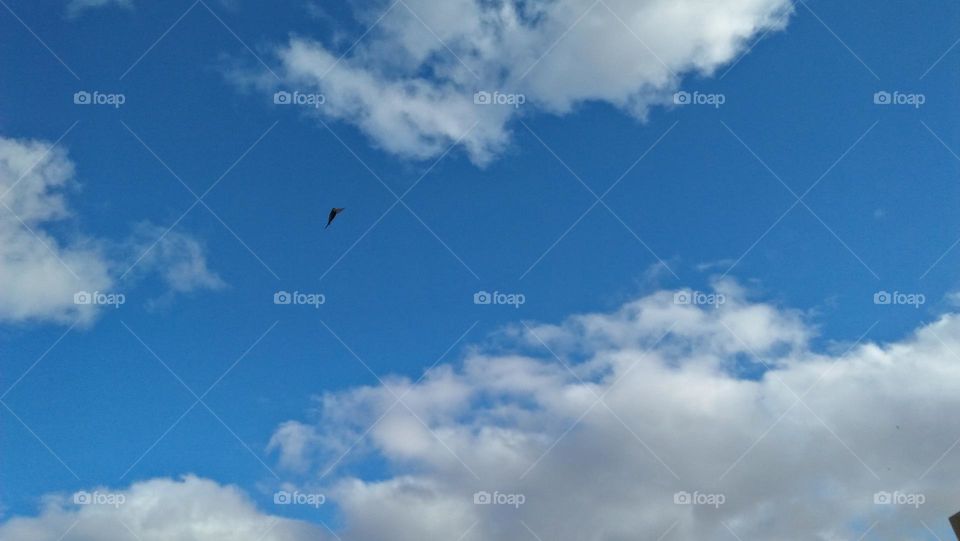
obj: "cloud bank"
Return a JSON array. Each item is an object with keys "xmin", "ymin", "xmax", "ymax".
[
  {"xmin": 268, "ymin": 0, "xmax": 793, "ymax": 164},
  {"xmin": 268, "ymin": 280, "xmax": 958, "ymax": 540},
  {"xmin": 0, "ymin": 135, "xmax": 222, "ymax": 325},
  {"xmin": 5, "ymin": 283, "xmax": 957, "ymax": 539}
]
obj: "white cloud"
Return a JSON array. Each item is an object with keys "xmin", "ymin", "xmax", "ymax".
[
  {"xmin": 262, "ymin": 281, "xmax": 960, "ymax": 540},
  {"xmin": 0, "ymin": 136, "xmax": 112, "ymax": 325},
  {"xmin": 126, "ymin": 224, "xmax": 225, "ymax": 295},
  {"xmin": 0, "ymin": 476, "xmax": 325, "ymax": 541},
  {"xmin": 268, "ymin": 420, "xmax": 322, "ymax": 472},
  {"xmin": 267, "ymin": 0, "xmax": 793, "ymax": 164},
  {"xmin": 65, "ymin": 0, "xmax": 132, "ymax": 18},
  {"xmin": 0, "ymin": 135, "xmax": 223, "ymax": 325},
  {"xmin": 3, "ymin": 282, "xmax": 955, "ymax": 539}
]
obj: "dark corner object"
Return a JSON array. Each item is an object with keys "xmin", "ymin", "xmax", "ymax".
[{"xmin": 950, "ymin": 511, "xmax": 960, "ymax": 540}]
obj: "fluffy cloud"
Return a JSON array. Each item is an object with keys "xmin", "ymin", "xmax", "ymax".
[
  {"xmin": 3, "ymin": 282, "xmax": 956, "ymax": 539},
  {"xmin": 268, "ymin": 0, "xmax": 793, "ymax": 164},
  {"xmin": 263, "ymin": 281, "xmax": 960, "ymax": 540},
  {"xmin": 0, "ymin": 137, "xmax": 112, "ymax": 324},
  {"xmin": 0, "ymin": 135, "xmax": 222, "ymax": 325},
  {"xmin": 0, "ymin": 476, "xmax": 324, "ymax": 541}
]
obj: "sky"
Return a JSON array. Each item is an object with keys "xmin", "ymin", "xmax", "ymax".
[{"xmin": 1, "ymin": 0, "xmax": 959, "ymax": 539}]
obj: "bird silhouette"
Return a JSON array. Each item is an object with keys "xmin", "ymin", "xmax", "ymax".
[{"xmin": 326, "ymin": 207, "xmax": 344, "ymax": 229}]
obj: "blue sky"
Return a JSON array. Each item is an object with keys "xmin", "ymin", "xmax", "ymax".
[{"xmin": 1, "ymin": 1, "xmax": 960, "ymax": 539}]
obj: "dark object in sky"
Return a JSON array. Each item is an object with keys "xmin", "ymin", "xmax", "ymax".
[
  {"xmin": 326, "ymin": 207, "xmax": 344, "ymax": 229},
  {"xmin": 950, "ymin": 511, "xmax": 960, "ymax": 540}
]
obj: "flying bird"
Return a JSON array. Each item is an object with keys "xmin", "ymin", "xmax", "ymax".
[{"xmin": 326, "ymin": 207, "xmax": 344, "ymax": 229}]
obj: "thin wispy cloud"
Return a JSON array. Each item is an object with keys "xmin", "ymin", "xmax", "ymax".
[{"xmin": 65, "ymin": 0, "xmax": 132, "ymax": 18}]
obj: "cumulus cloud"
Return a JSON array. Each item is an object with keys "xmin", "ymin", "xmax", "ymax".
[
  {"xmin": 0, "ymin": 136, "xmax": 112, "ymax": 325},
  {"xmin": 0, "ymin": 476, "xmax": 324, "ymax": 541},
  {"xmin": 266, "ymin": 0, "xmax": 793, "ymax": 164},
  {"xmin": 262, "ymin": 281, "xmax": 960, "ymax": 540},
  {"xmin": 0, "ymin": 135, "xmax": 222, "ymax": 325},
  {"xmin": 3, "ymin": 282, "xmax": 955, "ymax": 539}
]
